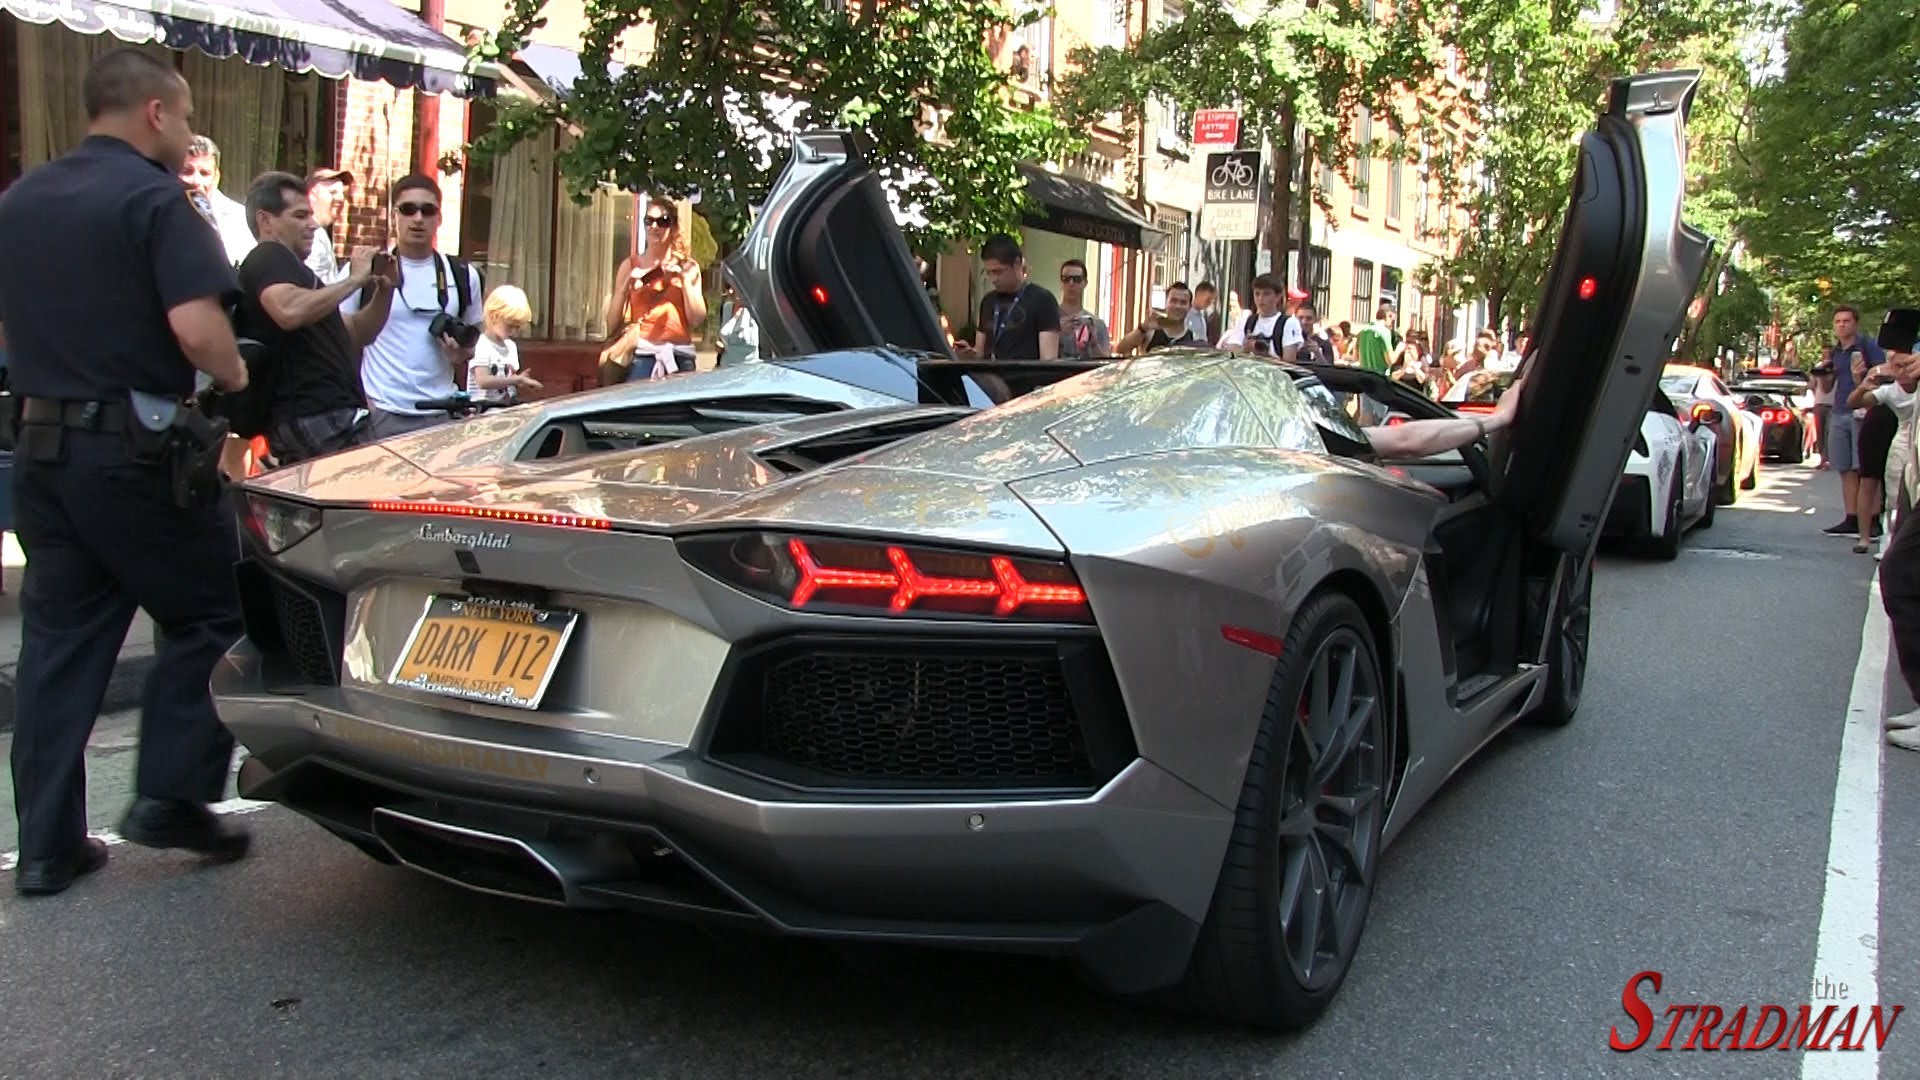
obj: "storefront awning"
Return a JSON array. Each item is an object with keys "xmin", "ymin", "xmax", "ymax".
[
  {"xmin": 1019, "ymin": 163, "xmax": 1168, "ymax": 253},
  {"xmin": 0, "ymin": 0, "xmax": 495, "ymax": 97},
  {"xmin": 515, "ymin": 41, "xmax": 619, "ymax": 99}
]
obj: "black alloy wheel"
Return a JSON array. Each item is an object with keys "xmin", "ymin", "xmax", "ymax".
[
  {"xmin": 1173, "ymin": 591, "xmax": 1387, "ymax": 1029},
  {"xmin": 1526, "ymin": 558, "xmax": 1592, "ymax": 727},
  {"xmin": 1274, "ymin": 623, "xmax": 1386, "ymax": 990}
]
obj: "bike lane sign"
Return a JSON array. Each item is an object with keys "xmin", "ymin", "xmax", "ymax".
[{"xmin": 1203, "ymin": 150, "xmax": 1261, "ymax": 240}]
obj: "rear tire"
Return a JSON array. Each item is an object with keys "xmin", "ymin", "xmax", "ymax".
[
  {"xmin": 1172, "ymin": 591, "xmax": 1387, "ymax": 1030},
  {"xmin": 1525, "ymin": 558, "xmax": 1591, "ymax": 728},
  {"xmin": 1782, "ymin": 433, "xmax": 1805, "ymax": 465},
  {"xmin": 1648, "ymin": 472, "xmax": 1683, "ymax": 560}
]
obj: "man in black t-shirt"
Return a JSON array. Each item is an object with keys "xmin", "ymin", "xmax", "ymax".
[
  {"xmin": 957, "ymin": 234, "xmax": 1060, "ymax": 360},
  {"xmin": 237, "ymin": 171, "xmax": 394, "ymax": 463}
]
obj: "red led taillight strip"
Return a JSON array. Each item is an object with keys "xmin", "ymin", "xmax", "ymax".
[
  {"xmin": 786, "ymin": 538, "xmax": 1088, "ymax": 616},
  {"xmin": 367, "ymin": 500, "xmax": 612, "ymax": 531},
  {"xmin": 889, "ymin": 546, "xmax": 999, "ymax": 611},
  {"xmin": 989, "ymin": 556, "xmax": 1087, "ymax": 616},
  {"xmin": 787, "ymin": 537, "xmax": 898, "ymax": 606}
]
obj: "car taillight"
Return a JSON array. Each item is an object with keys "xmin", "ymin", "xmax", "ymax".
[
  {"xmin": 1691, "ymin": 403, "xmax": 1717, "ymax": 422},
  {"xmin": 366, "ymin": 500, "xmax": 612, "ymax": 531},
  {"xmin": 680, "ymin": 532, "xmax": 1094, "ymax": 622},
  {"xmin": 241, "ymin": 493, "xmax": 323, "ymax": 554}
]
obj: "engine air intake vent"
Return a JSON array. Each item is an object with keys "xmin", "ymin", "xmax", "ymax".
[{"xmin": 706, "ymin": 638, "xmax": 1136, "ymax": 794}]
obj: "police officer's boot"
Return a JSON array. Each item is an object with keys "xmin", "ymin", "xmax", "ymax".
[
  {"xmin": 118, "ymin": 798, "xmax": 251, "ymax": 862},
  {"xmin": 14, "ymin": 838, "xmax": 110, "ymax": 896}
]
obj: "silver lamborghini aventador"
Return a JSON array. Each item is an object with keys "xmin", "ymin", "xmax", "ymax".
[{"xmin": 214, "ymin": 71, "xmax": 1713, "ymax": 1029}]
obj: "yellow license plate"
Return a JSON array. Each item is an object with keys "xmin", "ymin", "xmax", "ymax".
[{"xmin": 388, "ymin": 594, "xmax": 580, "ymax": 710}]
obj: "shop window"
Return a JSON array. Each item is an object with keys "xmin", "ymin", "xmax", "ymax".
[
  {"xmin": 1351, "ymin": 258, "xmax": 1374, "ymax": 325},
  {"xmin": 460, "ymin": 99, "xmax": 633, "ymax": 342}
]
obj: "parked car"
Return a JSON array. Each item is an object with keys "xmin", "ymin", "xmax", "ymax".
[
  {"xmin": 213, "ymin": 71, "xmax": 1712, "ymax": 1030},
  {"xmin": 1660, "ymin": 363, "xmax": 1761, "ymax": 502},
  {"xmin": 1729, "ymin": 373, "xmax": 1813, "ymax": 463},
  {"xmin": 1605, "ymin": 392, "xmax": 1717, "ymax": 556}
]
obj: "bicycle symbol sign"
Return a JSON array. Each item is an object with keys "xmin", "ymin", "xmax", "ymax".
[{"xmin": 1204, "ymin": 151, "xmax": 1261, "ymax": 205}]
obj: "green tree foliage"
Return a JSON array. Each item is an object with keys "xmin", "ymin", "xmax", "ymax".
[
  {"xmin": 1050, "ymin": 0, "xmax": 1442, "ymax": 277},
  {"xmin": 1417, "ymin": 0, "xmax": 1753, "ymax": 333},
  {"xmin": 471, "ymin": 0, "xmax": 1079, "ymax": 252},
  {"xmin": 1733, "ymin": 0, "xmax": 1920, "ymax": 327}
]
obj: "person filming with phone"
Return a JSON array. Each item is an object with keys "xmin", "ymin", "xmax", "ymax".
[
  {"xmin": 341, "ymin": 174, "xmax": 483, "ymax": 438},
  {"xmin": 234, "ymin": 171, "xmax": 394, "ymax": 464}
]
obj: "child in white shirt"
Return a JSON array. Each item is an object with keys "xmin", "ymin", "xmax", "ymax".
[{"xmin": 468, "ymin": 284, "xmax": 543, "ymax": 404}]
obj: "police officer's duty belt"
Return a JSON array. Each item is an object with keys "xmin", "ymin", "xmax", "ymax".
[{"xmin": 20, "ymin": 397, "xmax": 132, "ymax": 431}]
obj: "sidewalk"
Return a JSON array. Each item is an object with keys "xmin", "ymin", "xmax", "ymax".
[{"xmin": 0, "ymin": 531, "xmax": 157, "ymax": 732}]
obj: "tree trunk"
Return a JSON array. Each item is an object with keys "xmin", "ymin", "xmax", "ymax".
[
  {"xmin": 1297, "ymin": 139, "xmax": 1315, "ymax": 296},
  {"xmin": 1267, "ymin": 99, "xmax": 1297, "ymax": 282},
  {"xmin": 1488, "ymin": 287, "xmax": 1507, "ymax": 336},
  {"xmin": 1676, "ymin": 245, "xmax": 1730, "ymax": 363}
]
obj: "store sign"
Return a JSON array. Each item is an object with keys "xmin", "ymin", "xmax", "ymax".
[
  {"xmin": 1202, "ymin": 150, "xmax": 1261, "ymax": 241},
  {"xmin": 1193, "ymin": 109, "xmax": 1240, "ymax": 147}
]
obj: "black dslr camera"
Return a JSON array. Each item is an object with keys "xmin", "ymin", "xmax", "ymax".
[{"xmin": 429, "ymin": 312, "xmax": 481, "ymax": 349}]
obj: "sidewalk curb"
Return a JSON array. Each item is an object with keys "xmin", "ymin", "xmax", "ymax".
[{"xmin": 0, "ymin": 650, "xmax": 158, "ymax": 734}]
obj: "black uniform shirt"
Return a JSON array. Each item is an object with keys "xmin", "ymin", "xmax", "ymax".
[
  {"xmin": 0, "ymin": 134, "xmax": 238, "ymax": 400},
  {"xmin": 236, "ymin": 241, "xmax": 363, "ymax": 420}
]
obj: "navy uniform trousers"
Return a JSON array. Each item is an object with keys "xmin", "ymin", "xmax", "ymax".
[{"xmin": 9, "ymin": 427, "xmax": 242, "ymax": 862}]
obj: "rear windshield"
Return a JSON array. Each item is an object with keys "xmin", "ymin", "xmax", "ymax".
[
  {"xmin": 770, "ymin": 350, "xmax": 995, "ymax": 407},
  {"xmin": 1658, "ymin": 374, "xmax": 1700, "ymax": 396}
]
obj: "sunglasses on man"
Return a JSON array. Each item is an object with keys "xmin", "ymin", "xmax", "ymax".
[
  {"xmin": 1061, "ymin": 274, "xmax": 1087, "ymax": 284},
  {"xmin": 395, "ymin": 201, "xmax": 440, "ymax": 218}
]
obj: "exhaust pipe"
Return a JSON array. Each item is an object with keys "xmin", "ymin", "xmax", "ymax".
[{"xmin": 371, "ymin": 807, "xmax": 572, "ymax": 906}]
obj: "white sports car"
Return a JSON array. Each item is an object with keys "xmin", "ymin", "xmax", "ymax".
[{"xmin": 1604, "ymin": 391, "xmax": 1717, "ymax": 557}]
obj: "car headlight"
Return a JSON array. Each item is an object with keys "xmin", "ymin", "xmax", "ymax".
[{"xmin": 240, "ymin": 493, "xmax": 322, "ymax": 555}]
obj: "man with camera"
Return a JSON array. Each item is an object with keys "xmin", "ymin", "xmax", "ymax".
[
  {"xmin": 235, "ymin": 171, "xmax": 394, "ymax": 463},
  {"xmin": 341, "ymin": 174, "xmax": 482, "ymax": 439}
]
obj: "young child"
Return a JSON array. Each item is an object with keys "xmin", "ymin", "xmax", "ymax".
[{"xmin": 469, "ymin": 285, "xmax": 543, "ymax": 404}]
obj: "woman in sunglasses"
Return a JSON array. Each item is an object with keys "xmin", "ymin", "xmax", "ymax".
[{"xmin": 601, "ymin": 198, "xmax": 706, "ymax": 383}]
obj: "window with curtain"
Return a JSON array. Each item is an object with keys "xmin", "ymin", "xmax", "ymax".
[
  {"xmin": 12, "ymin": 24, "xmax": 172, "ymax": 169},
  {"xmin": 181, "ymin": 51, "xmax": 286, "ymax": 198},
  {"xmin": 9, "ymin": 23, "xmax": 326, "ymax": 191},
  {"xmin": 461, "ymin": 100, "xmax": 634, "ymax": 342}
]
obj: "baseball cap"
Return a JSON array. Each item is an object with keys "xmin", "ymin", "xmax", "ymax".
[{"xmin": 306, "ymin": 167, "xmax": 355, "ymax": 188}]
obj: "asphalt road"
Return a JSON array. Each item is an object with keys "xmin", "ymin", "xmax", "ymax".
[{"xmin": 1, "ymin": 461, "xmax": 1913, "ymax": 1080}]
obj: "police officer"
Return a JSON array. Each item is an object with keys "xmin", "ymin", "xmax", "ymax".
[{"xmin": 0, "ymin": 48, "xmax": 253, "ymax": 896}]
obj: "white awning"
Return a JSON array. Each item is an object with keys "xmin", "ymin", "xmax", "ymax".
[{"xmin": 0, "ymin": 0, "xmax": 496, "ymax": 97}]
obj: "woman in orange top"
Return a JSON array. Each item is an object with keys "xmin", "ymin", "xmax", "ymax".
[{"xmin": 600, "ymin": 198, "xmax": 706, "ymax": 384}]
